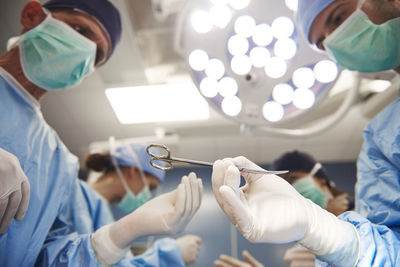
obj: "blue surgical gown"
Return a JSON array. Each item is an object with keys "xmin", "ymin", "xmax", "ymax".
[
  {"xmin": 316, "ymin": 94, "xmax": 400, "ymax": 266},
  {"xmin": 0, "ymin": 68, "xmax": 184, "ymax": 267}
]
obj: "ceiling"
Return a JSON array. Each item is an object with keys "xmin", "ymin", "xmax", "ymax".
[{"xmin": 2, "ymin": 0, "xmax": 398, "ymax": 168}]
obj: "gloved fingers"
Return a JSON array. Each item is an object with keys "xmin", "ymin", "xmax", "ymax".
[
  {"xmin": 15, "ymin": 180, "xmax": 30, "ymax": 221},
  {"xmin": 284, "ymin": 247, "xmax": 315, "ymax": 262},
  {"xmin": 212, "ymin": 160, "xmax": 227, "ymax": 192},
  {"xmin": 219, "ymin": 254, "xmax": 247, "ymax": 266},
  {"xmin": 181, "ymin": 176, "xmax": 192, "ymax": 221},
  {"xmin": 224, "ymin": 165, "xmax": 241, "ymax": 193},
  {"xmin": 0, "ymin": 190, "xmax": 21, "ymax": 234},
  {"xmin": 197, "ymin": 178, "xmax": 203, "ymax": 210},
  {"xmin": 219, "ymin": 185, "xmax": 251, "ymax": 239},
  {"xmin": 242, "ymin": 250, "xmax": 264, "ymax": 267},
  {"xmin": 231, "ymin": 156, "xmax": 264, "ymax": 182},
  {"xmin": 214, "ymin": 259, "xmax": 240, "ymax": 267},
  {"xmin": 188, "ymin": 172, "xmax": 199, "ymax": 217},
  {"xmin": 174, "ymin": 183, "xmax": 186, "ymax": 219},
  {"xmin": 288, "ymin": 260, "xmax": 315, "ymax": 267}
]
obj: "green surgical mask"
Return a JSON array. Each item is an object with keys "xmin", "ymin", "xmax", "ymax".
[
  {"xmin": 324, "ymin": 0, "xmax": 400, "ymax": 72},
  {"xmin": 117, "ymin": 186, "xmax": 151, "ymax": 214},
  {"xmin": 293, "ymin": 176, "xmax": 329, "ymax": 208}
]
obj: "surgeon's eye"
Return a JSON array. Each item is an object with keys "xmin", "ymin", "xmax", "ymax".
[
  {"xmin": 316, "ymin": 37, "xmax": 325, "ymax": 50},
  {"xmin": 149, "ymin": 185, "xmax": 158, "ymax": 192}
]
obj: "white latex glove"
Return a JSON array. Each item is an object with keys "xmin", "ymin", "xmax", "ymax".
[
  {"xmin": 176, "ymin": 234, "xmax": 202, "ymax": 265},
  {"xmin": 92, "ymin": 173, "xmax": 203, "ymax": 266},
  {"xmin": 214, "ymin": 250, "xmax": 264, "ymax": 267},
  {"xmin": 212, "ymin": 157, "xmax": 360, "ymax": 267},
  {"xmin": 283, "ymin": 245, "xmax": 315, "ymax": 267},
  {"xmin": 0, "ymin": 148, "xmax": 30, "ymax": 233}
]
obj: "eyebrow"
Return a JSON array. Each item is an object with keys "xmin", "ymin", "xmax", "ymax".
[{"xmin": 325, "ymin": 3, "xmax": 346, "ymax": 27}]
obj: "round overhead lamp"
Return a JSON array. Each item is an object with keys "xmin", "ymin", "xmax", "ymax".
[
  {"xmin": 264, "ymin": 57, "xmax": 287, "ymax": 79},
  {"xmin": 191, "ymin": 11, "xmax": 213, "ymax": 33},
  {"xmin": 231, "ymin": 55, "xmax": 252, "ymax": 75},
  {"xmin": 252, "ymin": 24, "xmax": 273, "ymax": 46},
  {"xmin": 218, "ymin": 77, "xmax": 239, "ymax": 97},
  {"xmin": 227, "ymin": 35, "xmax": 249, "ymax": 55},
  {"xmin": 200, "ymin": 77, "xmax": 219, "ymax": 98},
  {"xmin": 271, "ymin": 16, "xmax": 294, "ymax": 39},
  {"xmin": 234, "ymin": 15, "xmax": 256, "ymax": 38},
  {"xmin": 205, "ymin": 58, "xmax": 225, "ymax": 80},
  {"xmin": 249, "ymin": 47, "xmax": 270, "ymax": 68},
  {"xmin": 292, "ymin": 67, "xmax": 315, "ymax": 88},
  {"xmin": 274, "ymin": 38, "xmax": 297, "ymax": 60},
  {"xmin": 222, "ymin": 96, "xmax": 242, "ymax": 116},
  {"xmin": 272, "ymin": 83, "xmax": 294, "ymax": 105},
  {"xmin": 314, "ymin": 60, "xmax": 338, "ymax": 83},
  {"xmin": 229, "ymin": 0, "xmax": 251, "ymax": 10},
  {"xmin": 188, "ymin": 49, "xmax": 209, "ymax": 71},
  {"xmin": 293, "ymin": 88, "xmax": 315, "ymax": 109},
  {"xmin": 210, "ymin": 5, "xmax": 232, "ymax": 28},
  {"xmin": 262, "ymin": 101, "xmax": 284, "ymax": 122}
]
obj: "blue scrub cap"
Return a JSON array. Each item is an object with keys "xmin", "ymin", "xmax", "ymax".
[
  {"xmin": 296, "ymin": 0, "xmax": 335, "ymax": 42},
  {"xmin": 43, "ymin": 0, "xmax": 122, "ymax": 55},
  {"xmin": 113, "ymin": 143, "xmax": 166, "ymax": 182},
  {"xmin": 271, "ymin": 150, "xmax": 327, "ymax": 179}
]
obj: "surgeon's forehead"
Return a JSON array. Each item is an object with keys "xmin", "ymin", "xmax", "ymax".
[{"xmin": 50, "ymin": 8, "xmax": 111, "ymax": 65}]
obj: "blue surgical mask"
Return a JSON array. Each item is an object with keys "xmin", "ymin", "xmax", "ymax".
[
  {"xmin": 18, "ymin": 10, "xmax": 96, "ymax": 90},
  {"xmin": 323, "ymin": 0, "xmax": 400, "ymax": 72},
  {"xmin": 117, "ymin": 186, "xmax": 151, "ymax": 214}
]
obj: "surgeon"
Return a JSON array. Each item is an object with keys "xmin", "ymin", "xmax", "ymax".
[
  {"xmin": 0, "ymin": 0, "xmax": 203, "ymax": 266},
  {"xmin": 85, "ymin": 143, "xmax": 202, "ymax": 266},
  {"xmin": 212, "ymin": 0, "xmax": 400, "ymax": 266}
]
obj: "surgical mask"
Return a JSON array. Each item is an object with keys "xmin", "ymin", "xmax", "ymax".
[
  {"xmin": 17, "ymin": 9, "xmax": 96, "ymax": 90},
  {"xmin": 323, "ymin": 0, "xmax": 400, "ymax": 72},
  {"xmin": 109, "ymin": 137, "xmax": 151, "ymax": 214},
  {"xmin": 117, "ymin": 186, "xmax": 150, "ymax": 214},
  {"xmin": 292, "ymin": 163, "xmax": 330, "ymax": 208}
]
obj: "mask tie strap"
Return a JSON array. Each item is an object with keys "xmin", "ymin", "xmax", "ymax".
[{"xmin": 309, "ymin": 163, "xmax": 322, "ymax": 177}]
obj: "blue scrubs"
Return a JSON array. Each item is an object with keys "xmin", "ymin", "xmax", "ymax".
[
  {"xmin": 316, "ymin": 95, "xmax": 400, "ymax": 266},
  {"xmin": 0, "ymin": 68, "xmax": 184, "ymax": 267}
]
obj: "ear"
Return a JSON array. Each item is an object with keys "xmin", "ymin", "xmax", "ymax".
[{"xmin": 20, "ymin": 1, "xmax": 46, "ymax": 32}]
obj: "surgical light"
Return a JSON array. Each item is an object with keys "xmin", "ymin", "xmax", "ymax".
[
  {"xmin": 221, "ymin": 96, "xmax": 242, "ymax": 116},
  {"xmin": 188, "ymin": 49, "xmax": 209, "ymax": 71},
  {"xmin": 273, "ymin": 38, "xmax": 297, "ymax": 60},
  {"xmin": 231, "ymin": 55, "xmax": 252, "ymax": 75},
  {"xmin": 292, "ymin": 67, "xmax": 315, "ymax": 88},
  {"xmin": 271, "ymin": 16, "xmax": 294, "ymax": 39},
  {"xmin": 272, "ymin": 83, "xmax": 294, "ymax": 105},
  {"xmin": 205, "ymin": 58, "xmax": 225, "ymax": 80},
  {"xmin": 285, "ymin": 0, "xmax": 298, "ymax": 11},
  {"xmin": 252, "ymin": 24, "xmax": 273, "ymax": 46},
  {"xmin": 200, "ymin": 77, "xmax": 219, "ymax": 97},
  {"xmin": 218, "ymin": 77, "xmax": 239, "ymax": 97},
  {"xmin": 228, "ymin": 35, "xmax": 249, "ymax": 56},
  {"xmin": 210, "ymin": 0, "xmax": 229, "ymax": 6},
  {"xmin": 210, "ymin": 5, "xmax": 232, "ymax": 28},
  {"xmin": 191, "ymin": 11, "xmax": 213, "ymax": 33},
  {"xmin": 314, "ymin": 60, "xmax": 338, "ymax": 83},
  {"xmin": 234, "ymin": 15, "xmax": 256, "ymax": 38},
  {"xmin": 293, "ymin": 88, "xmax": 315, "ymax": 109},
  {"xmin": 262, "ymin": 101, "xmax": 284, "ymax": 122},
  {"xmin": 229, "ymin": 0, "xmax": 251, "ymax": 10},
  {"xmin": 250, "ymin": 47, "xmax": 270, "ymax": 68},
  {"xmin": 264, "ymin": 57, "xmax": 287, "ymax": 79}
]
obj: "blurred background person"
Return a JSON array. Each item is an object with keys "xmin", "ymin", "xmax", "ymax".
[{"xmin": 85, "ymin": 142, "xmax": 202, "ymax": 266}]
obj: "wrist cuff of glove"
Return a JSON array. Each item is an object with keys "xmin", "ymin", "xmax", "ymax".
[
  {"xmin": 91, "ymin": 224, "xmax": 129, "ymax": 266},
  {"xmin": 299, "ymin": 199, "xmax": 360, "ymax": 267}
]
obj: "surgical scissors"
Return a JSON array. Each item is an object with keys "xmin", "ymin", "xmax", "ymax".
[{"xmin": 146, "ymin": 144, "xmax": 289, "ymax": 175}]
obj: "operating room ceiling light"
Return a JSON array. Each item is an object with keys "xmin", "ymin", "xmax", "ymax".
[
  {"xmin": 231, "ymin": 55, "xmax": 252, "ymax": 75},
  {"xmin": 200, "ymin": 77, "xmax": 219, "ymax": 98},
  {"xmin": 218, "ymin": 77, "xmax": 239, "ymax": 97},
  {"xmin": 249, "ymin": 46, "xmax": 270, "ymax": 68},
  {"xmin": 234, "ymin": 15, "xmax": 256, "ymax": 38},
  {"xmin": 271, "ymin": 16, "xmax": 294, "ymax": 39},
  {"xmin": 285, "ymin": 0, "xmax": 298, "ymax": 11},
  {"xmin": 191, "ymin": 10, "xmax": 213, "ymax": 33},
  {"xmin": 292, "ymin": 67, "xmax": 315, "ymax": 88},
  {"xmin": 228, "ymin": 0, "xmax": 251, "ymax": 10},
  {"xmin": 272, "ymin": 83, "xmax": 294, "ymax": 105},
  {"xmin": 188, "ymin": 49, "xmax": 209, "ymax": 71},
  {"xmin": 252, "ymin": 24, "xmax": 273, "ymax": 46},
  {"xmin": 228, "ymin": 35, "xmax": 249, "ymax": 55},
  {"xmin": 313, "ymin": 60, "xmax": 338, "ymax": 83},
  {"xmin": 293, "ymin": 88, "xmax": 315, "ymax": 109},
  {"xmin": 106, "ymin": 84, "xmax": 210, "ymax": 124},
  {"xmin": 210, "ymin": 5, "xmax": 232, "ymax": 28},
  {"xmin": 273, "ymin": 38, "xmax": 297, "ymax": 60},
  {"xmin": 205, "ymin": 58, "xmax": 225, "ymax": 80},
  {"xmin": 262, "ymin": 101, "xmax": 284, "ymax": 122},
  {"xmin": 221, "ymin": 96, "xmax": 242, "ymax": 116},
  {"xmin": 264, "ymin": 57, "xmax": 287, "ymax": 79}
]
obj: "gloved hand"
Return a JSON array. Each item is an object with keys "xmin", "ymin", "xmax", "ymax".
[
  {"xmin": 283, "ymin": 245, "xmax": 315, "ymax": 267},
  {"xmin": 176, "ymin": 234, "xmax": 202, "ymax": 265},
  {"xmin": 214, "ymin": 250, "xmax": 264, "ymax": 267},
  {"xmin": 0, "ymin": 148, "xmax": 30, "ymax": 234},
  {"xmin": 92, "ymin": 173, "xmax": 203, "ymax": 266},
  {"xmin": 212, "ymin": 157, "xmax": 360, "ymax": 267}
]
